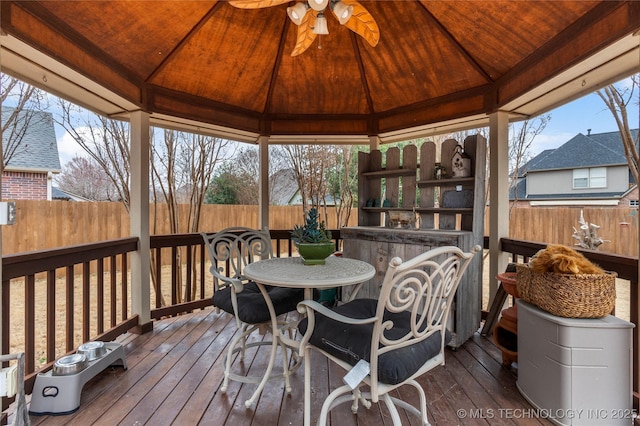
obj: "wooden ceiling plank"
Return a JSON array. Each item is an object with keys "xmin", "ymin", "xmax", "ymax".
[
  {"xmin": 146, "ymin": 3, "xmax": 224, "ymax": 84},
  {"xmin": 11, "ymin": 1, "xmax": 142, "ymax": 87},
  {"xmin": 418, "ymin": 1, "xmax": 494, "ymax": 84},
  {"xmin": 2, "ymin": 1, "xmax": 637, "ymax": 139},
  {"xmin": 263, "ymin": 15, "xmax": 292, "ymax": 117},
  {"xmin": 496, "ymin": 1, "xmax": 630, "ymax": 103},
  {"xmin": 349, "ymin": 31, "xmax": 375, "ymax": 115}
]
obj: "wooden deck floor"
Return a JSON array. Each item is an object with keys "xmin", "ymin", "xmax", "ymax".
[{"xmin": 26, "ymin": 308, "xmax": 552, "ymax": 426}]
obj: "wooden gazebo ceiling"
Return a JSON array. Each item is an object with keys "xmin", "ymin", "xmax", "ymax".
[{"xmin": 1, "ymin": 1, "xmax": 639, "ymax": 143}]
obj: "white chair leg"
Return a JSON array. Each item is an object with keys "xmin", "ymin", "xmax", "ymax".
[
  {"xmin": 244, "ymin": 335, "xmax": 279, "ymax": 408},
  {"xmin": 403, "ymin": 379, "xmax": 430, "ymax": 425},
  {"xmin": 239, "ymin": 323, "xmax": 251, "ymax": 359},
  {"xmin": 304, "ymin": 345, "xmax": 312, "ymax": 426},
  {"xmin": 279, "ymin": 339, "xmax": 292, "ymax": 394},
  {"xmin": 221, "ymin": 323, "xmax": 259, "ymax": 393},
  {"xmin": 220, "ymin": 331, "xmax": 241, "ymax": 393},
  {"xmin": 382, "ymin": 393, "xmax": 403, "ymax": 425},
  {"xmin": 318, "ymin": 384, "xmax": 353, "ymax": 426},
  {"xmin": 351, "ymin": 386, "xmax": 371, "ymax": 411}
]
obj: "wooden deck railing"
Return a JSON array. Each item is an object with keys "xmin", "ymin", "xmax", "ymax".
[
  {"xmin": 1, "ymin": 232, "xmax": 637, "ymax": 416},
  {"xmin": 0, "ymin": 230, "xmax": 342, "ymax": 399}
]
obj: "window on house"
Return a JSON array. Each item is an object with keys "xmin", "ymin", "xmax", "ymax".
[
  {"xmin": 630, "ymin": 199, "xmax": 639, "ymax": 208},
  {"xmin": 573, "ymin": 169, "xmax": 589, "ymax": 188},
  {"xmin": 573, "ymin": 167, "xmax": 606, "ymax": 189},
  {"xmin": 589, "ymin": 167, "xmax": 606, "ymax": 188}
]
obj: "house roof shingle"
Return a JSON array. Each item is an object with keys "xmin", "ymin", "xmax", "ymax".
[
  {"xmin": 1, "ymin": 107, "xmax": 61, "ymax": 172},
  {"xmin": 524, "ymin": 129, "xmax": 638, "ymax": 172}
]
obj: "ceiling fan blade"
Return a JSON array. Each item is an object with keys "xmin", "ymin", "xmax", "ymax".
[
  {"xmin": 228, "ymin": 0, "xmax": 291, "ymax": 9},
  {"xmin": 342, "ymin": 1, "xmax": 380, "ymax": 47},
  {"xmin": 291, "ymin": 11, "xmax": 318, "ymax": 56}
]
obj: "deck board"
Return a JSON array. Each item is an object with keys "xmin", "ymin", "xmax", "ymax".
[{"xmin": 24, "ymin": 308, "xmax": 552, "ymax": 426}]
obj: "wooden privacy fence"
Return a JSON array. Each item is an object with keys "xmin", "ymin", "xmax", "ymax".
[
  {"xmin": 2, "ymin": 201, "xmax": 637, "ymax": 257},
  {"xmin": 1, "ymin": 201, "xmax": 358, "ymax": 255},
  {"xmin": 495, "ymin": 206, "xmax": 638, "ymax": 257}
]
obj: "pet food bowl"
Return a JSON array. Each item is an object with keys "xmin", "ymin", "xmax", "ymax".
[
  {"xmin": 77, "ymin": 341, "xmax": 108, "ymax": 361},
  {"xmin": 53, "ymin": 353, "xmax": 88, "ymax": 376}
]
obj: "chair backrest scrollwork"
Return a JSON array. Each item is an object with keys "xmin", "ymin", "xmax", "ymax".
[
  {"xmin": 201, "ymin": 227, "xmax": 272, "ymax": 293},
  {"xmin": 374, "ymin": 245, "xmax": 480, "ymax": 358}
]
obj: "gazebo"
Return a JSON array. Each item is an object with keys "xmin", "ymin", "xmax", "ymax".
[{"xmin": 1, "ymin": 1, "xmax": 640, "ymax": 417}]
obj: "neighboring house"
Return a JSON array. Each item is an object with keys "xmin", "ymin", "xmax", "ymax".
[
  {"xmin": 270, "ymin": 169, "xmax": 298, "ymax": 206},
  {"xmin": 1, "ymin": 107, "xmax": 61, "ymax": 200},
  {"xmin": 52, "ymin": 186, "xmax": 91, "ymax": 202},
  {"xmin": 512, "ymin": 129, "xmax": 638, "ymax": 208},
  {"xmin": 269, "ymin": 168, "xmax": 339, "ymax": 206}
]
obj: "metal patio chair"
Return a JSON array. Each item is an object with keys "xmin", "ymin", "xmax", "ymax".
[
  {"xmin": 201, "ymin": 227, "xmax": 305, "ymax": 408},
  {"xmin": 297, "ymin": 245, "xmax": 480, "ymax": 425}
]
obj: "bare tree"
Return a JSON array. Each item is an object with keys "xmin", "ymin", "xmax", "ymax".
[
  {"xmin": 57, "ymin": 100, "xmax": 232, "ymax": 303},
  {"xmin": 1, "ymin": 74, "xmax": 48, "ymax": 168},
  {"xmin": 502, "ymin": 116, "xmax": 551, "ymax": 209},
  {"xmin": 150, "ymin": 128, "xmax": 231, "ymax": 301},
  {"xmin": 282, "ymin": 144, "xmax": 341, "ymax": 225},
  {"xmin": 598, "ymin": 76, "xmax": 639, "ymax": 259},
  {"xmin": 327, "ymin": 145, "xmax": 358, "ymax": 227},
  {"xmin": 56, "ymin": 100, "xmax": 131, "ymax": 209},
  {"xmin": 56, "ymin": 155, "xmax": 118, "ymax": 200},
  {"xmin": 597, "ymin": 79, "xmax": 639, "ymax": 186}
]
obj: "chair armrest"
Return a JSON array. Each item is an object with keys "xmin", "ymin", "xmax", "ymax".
[
  {"xmin": 297, "ymin": 300, "xmax": 376, "ymax": 325},
  {"xmin": 210, "ymin": 266, "xmax": 244, "ymax": 293},
  {"xmin": 296, "ymin": 300, "xmax": 377, "ymax": 355}
]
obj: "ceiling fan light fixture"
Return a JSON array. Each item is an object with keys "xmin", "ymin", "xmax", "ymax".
[
  {"xmin": 313, "ymin": 12, "xmax": 329, "ymax": 35},
  {"xmin": 287, "ymin": 3, "xmax": 309, "ymax": 25},
  {"xmin": 308, "ymin": 0, "xmax": 330, "ymax": 12},
  {"xmin": 331, "ymin": 1, "xmax": 353, "ymax": 25}
]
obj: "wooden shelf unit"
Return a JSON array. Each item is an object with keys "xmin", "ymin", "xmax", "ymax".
[
  {"xmin": 357, "ymin": 136, "xmax": 486, "ymax": 232},
  {"xmin": 345, "ymin": 135, "xmax": 487, "ymax": 348}
]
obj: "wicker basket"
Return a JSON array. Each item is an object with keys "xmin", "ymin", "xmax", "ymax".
[{"xmin": 515, "ymin": 263, "xmax": 616, "ymax": 318}]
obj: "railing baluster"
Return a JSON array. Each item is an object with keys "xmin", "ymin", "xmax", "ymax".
[
  {"xmin": 186, "ymin": 245, "xmax": 192, "ymax": 303},
  {"xmin": 110, "ymin": 255, "xmax": 117, "ymax": 327},
  {"xmin": 25, "ymin": 275, "xmax": 35, "ymax": 374},
  {"xmin": 82, "ymin": 261, "xmax": 90, "ymax": 342},
  {"xmin": 66, "ymin": 265, "xmax": 74, "ymax": 352},
  {"xmin": 122, "ymin": 253, "xmax": 128, "ymax": 322},
  {"xmin": 97, "ymin": 258, "xmax": 104, "ymax": 334},
  {"xmin": 46, "ymin": 270, "xmax": 56, "ymax": 363},
  {"xmin": 200, "ymin": 244, "xmax": 205, "ymax": 300},
  {"xmin": 171, "ymin": 246, "xmax": 178, "ymax": 306},
  {"xmin": 155, "ymin": 249, "xmax": 162, "ymax": 309},
  {"xmin": 2, "ymin": 280, "xmax": 10, "ymax": 361}
]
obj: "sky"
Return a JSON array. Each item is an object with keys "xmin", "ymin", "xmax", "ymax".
[
  {"xmin": 531, "ymin": 87, "xmax": 639, "ymax": 155},
  {"xmin": 51, "ymin": 79, "xmax": 639, "ymax": 167}
]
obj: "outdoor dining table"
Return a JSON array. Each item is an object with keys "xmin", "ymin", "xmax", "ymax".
[{"xmin": 242, "ymin": 255, "xmax": 375, "ymax": 424}]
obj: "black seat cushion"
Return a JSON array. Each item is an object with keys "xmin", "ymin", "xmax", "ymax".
[
  {"xmin": 298, "ymin": 298, "xmax": 450, "ymax": 385},
  {"xmin": 213, "ymin": 281, "xmax": 307, "ymax": 324}
]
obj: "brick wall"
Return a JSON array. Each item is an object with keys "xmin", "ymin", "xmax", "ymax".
[{"xmin": 2, "ymin": 171, "xmax": 48, "ymax": 200}]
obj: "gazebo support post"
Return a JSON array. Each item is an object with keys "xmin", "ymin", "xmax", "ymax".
[
  {"xmin": 259, "ymin": 136, "xmax": 269, "ymax": 231},
  {"xmin": 130, "ymin": 110, "xmax": 152, "ymax": 333},
  {"xmin": 488, "ymin": 111, "xmax": 510, "ymax": 307}
]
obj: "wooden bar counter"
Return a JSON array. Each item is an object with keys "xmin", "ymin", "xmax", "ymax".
[{"xmin": 341, "ymin": 226, "xmax": 481, "ymax": 348}]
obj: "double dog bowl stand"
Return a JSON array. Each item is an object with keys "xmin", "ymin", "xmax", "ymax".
[{"xmin": 29, "ymin": 342, "xmax": 127, "ymax": 416}]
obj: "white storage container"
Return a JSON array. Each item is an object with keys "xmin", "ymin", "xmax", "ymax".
[{"xmin": 517, "ymin": 300, "xmax": 634, "ymax": 425}]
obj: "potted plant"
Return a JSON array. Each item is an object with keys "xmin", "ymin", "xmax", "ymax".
[{"xmin": 291, "ymin": 207, "xmax": 334, "ymax": 265}]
